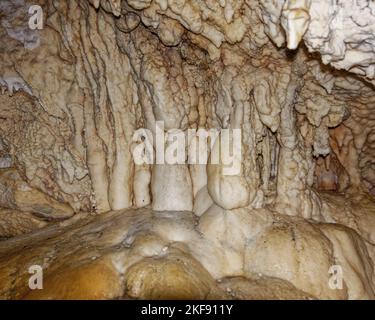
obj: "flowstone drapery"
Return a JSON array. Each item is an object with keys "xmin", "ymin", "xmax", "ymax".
[{"xmin": 1, "ymin": 0, "xmax": 375, "ymax": 300}]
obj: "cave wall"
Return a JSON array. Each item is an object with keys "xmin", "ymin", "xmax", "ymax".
[
  {"xmin": 1, "ymin": 0, "xmax": 375, "ymax": 300},
  {"xmin": 2, "ymin": 0, "xmax": 374, "ymax": 216}
]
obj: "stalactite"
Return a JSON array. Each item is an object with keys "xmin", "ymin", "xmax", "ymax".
[{"xmin": 0, "ymin": 0, "xmax": 375, "ymax": 300}]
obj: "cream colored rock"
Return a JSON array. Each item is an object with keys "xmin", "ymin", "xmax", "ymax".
[
  {"xmin": 151, "ymin": 164, "xmax": 193, "ymax": 211},
  {"xmin": 133, "ymin": 164, "xmax": 151, "ymax": 208},
  {"xmin": 193, "ymin": 186, "xmax": 213, "ymax": 217},
  {"xmin": 0, "ymin": 0, "xmax": 375, "ymax": 301},
  {"xmin": 207, "ymin": 131, "xmax": 253, "ymax": 210},
  {"xmin": 243, "ymin": 218, "xmax": 346, "ymax": 299},
  {"xmin": 280, "ymin": 0, "xmax": 311, "ymax": 50}
]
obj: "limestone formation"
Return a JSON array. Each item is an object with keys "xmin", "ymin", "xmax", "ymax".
[{"xmin": 1, "ymin": 0, "xmax": 375, "ymax": 300}]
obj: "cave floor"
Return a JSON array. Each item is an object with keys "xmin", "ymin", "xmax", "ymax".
[{"xmin": 1, "ymin": 191, "xmax": 375, "ymax": 300}]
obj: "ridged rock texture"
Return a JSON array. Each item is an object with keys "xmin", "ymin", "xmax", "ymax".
[{"xmin": 1, "ymin": 0, "xmax": 375, "ymax": 300}]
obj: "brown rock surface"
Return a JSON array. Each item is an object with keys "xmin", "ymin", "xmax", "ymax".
[
  {"xmin": 0, "ymin": 205, "xmax": 373, "ymax": 300},
  {"xmin": 0, "ymin": 208, "xmax": 47, "ymax": 239}
]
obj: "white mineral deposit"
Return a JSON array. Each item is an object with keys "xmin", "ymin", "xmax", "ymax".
[{"xmin": 0, "ymin": 0, "xmax": 375, "ymax": 300}]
